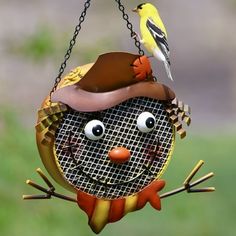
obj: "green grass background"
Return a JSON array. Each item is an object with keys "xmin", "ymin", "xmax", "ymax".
[{"xmin": 0, "ymin": 107, "xmax": 235, "ymax": 236}]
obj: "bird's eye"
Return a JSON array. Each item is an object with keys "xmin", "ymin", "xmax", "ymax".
[
  {"xmin": 137, "ymin": 112, "xmax": 156, "ymax": 133},
  {"xmin": 84, "ymin": 120, "xmax": 105, "ymax": 141}
]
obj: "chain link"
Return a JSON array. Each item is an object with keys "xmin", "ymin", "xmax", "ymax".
[
  {"xmin": 114, "ymin": 0, "xmax": 145, "ymax": 56},
  {"xmin": 50, "ymin": 0, "xmax": 91, "ymax": 99}
]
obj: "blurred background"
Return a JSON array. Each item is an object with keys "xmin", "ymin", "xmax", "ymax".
[{"xmin": 0, "ymin": 0, "xmax": 235, "ymax": 235}]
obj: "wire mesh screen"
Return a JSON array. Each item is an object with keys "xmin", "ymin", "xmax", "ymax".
[{"xmin": 55, "ymin": 97, "xmax": 174, "ymax": 199}]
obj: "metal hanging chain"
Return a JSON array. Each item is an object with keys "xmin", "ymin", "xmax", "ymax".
[
  {"xmin": 50, "ymin": 0, "xmax": 91, "ymax": 98},
  {"xmin": 114, "ymin": 0, "xmax": 145, "ymax": 56},
  {"xmin": 50, "ymin": 0, "xmax": 144, "ymax": 100}
]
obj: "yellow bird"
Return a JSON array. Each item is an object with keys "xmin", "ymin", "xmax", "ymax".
[{"xmin": 133, "ymin": 3, "xmax": 173, "ymax": 81}]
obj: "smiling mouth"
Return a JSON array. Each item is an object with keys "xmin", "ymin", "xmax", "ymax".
[
  {"xmin": 70, "ymin": 143, "xmax": 161, "ymax": 187},
  {"xmin": 71, "ymin": 164, "xmax": 155, "ymax": 186}
]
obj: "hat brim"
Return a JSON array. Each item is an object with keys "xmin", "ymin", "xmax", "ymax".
[{"xmin": 52, "ymin": 81, "xmax": 175, "ymax": 112}]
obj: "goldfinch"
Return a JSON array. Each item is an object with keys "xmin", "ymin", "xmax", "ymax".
[{"xmin": 133, "ymin": 3, "xmax": 173, "ymax": 81}]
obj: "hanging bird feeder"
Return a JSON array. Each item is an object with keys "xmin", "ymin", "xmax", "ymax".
[{"xmin": 23, "ymin": 0, "xmax": 215, "ymax": 234}]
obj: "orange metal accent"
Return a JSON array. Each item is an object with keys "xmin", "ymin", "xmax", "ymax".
[
  {"xmin": 137, "ymin": 180, "xmax": 165, "ymax": 210},
  {"xmin": 132, "ymin": 56, "xmax": 152, "ymax": 81},
  {"xmin": 76, "ymin": 180, "xmax": 165, "ymax": 234},
  {"xmin": 108, "ymin": 147, "xmax": 131, "ymax": 164},
  {"xmin": 108, "ymin": 199, "xmax": 126, "ymax": 223},
  {"xmin": 77, "ymin": 190, "xmax": 97, "ymax": 219}
]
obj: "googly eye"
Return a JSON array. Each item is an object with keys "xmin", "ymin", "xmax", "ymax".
[
  {"xmin": 137, "ymin": 112, "xmax": 156, "ymax": 133},
  {"xmin": 84, "ymin": 120, "xmax": 105, "ymax": 141}
]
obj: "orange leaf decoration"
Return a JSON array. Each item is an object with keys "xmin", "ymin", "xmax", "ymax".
[{"xmin": 132, "ymin": 55, "xmax": 153, "ymax": 81}]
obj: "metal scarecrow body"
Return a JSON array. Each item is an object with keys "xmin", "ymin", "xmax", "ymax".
[{"xmin": 23, "ymin": 1, "xmax": 215, "ymax": 234}]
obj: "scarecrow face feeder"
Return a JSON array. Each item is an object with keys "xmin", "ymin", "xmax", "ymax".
[
  {"xmin": 23, "ymin": 1, "xmax": 215, "ymax": 234},
  {"xmin": 52, "ymin": 53, "xmax": 174, "ymax": 197}
]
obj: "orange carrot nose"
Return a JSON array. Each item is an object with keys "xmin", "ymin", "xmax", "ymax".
[{"xmin": 108, "ymin": 147, "xmax": 131, "ymax": 164}]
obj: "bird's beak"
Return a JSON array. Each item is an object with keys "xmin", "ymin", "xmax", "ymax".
[{"xmin": 132, "ymin": 8, "xmax": 138, "ymax": 13}]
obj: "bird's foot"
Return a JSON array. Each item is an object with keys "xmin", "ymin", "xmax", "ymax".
[{"xmin": 132, "ymin": 32, "xmax": 143, "ymax": 43}]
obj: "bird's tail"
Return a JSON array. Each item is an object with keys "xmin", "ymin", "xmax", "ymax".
[{"xmin": 164, "ymin": 61, "xmax": 174, "ymax": 81}]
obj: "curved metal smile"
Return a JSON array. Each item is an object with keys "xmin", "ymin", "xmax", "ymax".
[
  {"xmin": 70, "ymin": 143, "xmax": 160, "ymax": 187},
  {"xmin": 71, "ymin": 165, "xmax": 154, "ymax": 186}
]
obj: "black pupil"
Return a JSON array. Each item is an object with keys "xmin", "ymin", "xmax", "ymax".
[
  {"xmin": 146, "ymin": 117, "xmax": 155, "ymax": 129},
  {"xmin": 92, "ymin": 125, "xmax": 103, "ymax": 137}
]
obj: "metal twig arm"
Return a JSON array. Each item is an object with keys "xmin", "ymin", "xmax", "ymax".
[
  {"xmin": 23, "ymin": 160, "xmax": 215, "ymax": 203},
  {"xmin": 160, "ymin": 160, "xmax": 215, "ymax": 199},
  {"xmin": 23, "ymin": 168, "xmax": 77, "ymax": 203}
]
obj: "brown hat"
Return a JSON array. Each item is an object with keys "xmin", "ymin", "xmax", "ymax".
[
  {"xmin": 77, "ymin": 52, "xmax": 154, "ymax": 92},
  {"xmin": 52, "ymin": 52, "xmax": 175, "ymax": 112}
]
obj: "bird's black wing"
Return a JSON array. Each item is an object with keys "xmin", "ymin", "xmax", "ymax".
[{"xmin": 146, "ymin": 18, "xmax": 170, "ymax": 65}]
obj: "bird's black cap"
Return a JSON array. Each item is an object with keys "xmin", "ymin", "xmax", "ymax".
[{"xmin": 137, "ymin": 3, "xmax": 146, "ymax": 9}]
